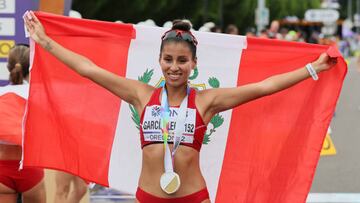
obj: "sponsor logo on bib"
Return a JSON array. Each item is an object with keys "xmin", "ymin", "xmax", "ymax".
[{"xmin": 142, "ymin": 105, "xmax": 196, "ymax": 144}]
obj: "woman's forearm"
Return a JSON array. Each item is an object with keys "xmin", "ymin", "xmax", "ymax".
[{"xmin": 262, "ymin": 64, "xmax": 321, "ymax": 96}]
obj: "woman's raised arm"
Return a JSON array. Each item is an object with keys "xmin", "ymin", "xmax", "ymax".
[
  {"xmin": 23, "ymin": 11, "xmax": 153, "ymax": 109},
  {"xmin": 198, "ymin": 53, "xmax": 337, "ymax": 123}
]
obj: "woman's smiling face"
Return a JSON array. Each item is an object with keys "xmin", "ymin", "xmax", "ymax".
[{"xmin": 159, "ymin": 42, "xmax": 197, "ymax": 88}]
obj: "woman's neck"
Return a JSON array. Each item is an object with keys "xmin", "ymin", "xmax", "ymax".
[{"xmin": 165, "ymin": 84, "xmax": 188, "ymax": 106}]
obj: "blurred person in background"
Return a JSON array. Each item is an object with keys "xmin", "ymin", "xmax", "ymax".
[
  {"xmin": 268, "ymin": 20, "xmax": 281, "ymax": 39},
  {"xmin": 0, "ymin": 44, "xmax": 46, "ymax": 203},
  {"xmin": 210, "ymin": 25, "xmax": 222, "ymax": 33},
  {"xmin": 259, "ymin": 29, "xmax": 268, "ymax": 38},
  {"xmin": 308, "ymin": 31, "xmax": 320, "ymax": 44},
  {"xmin": 225, "ymin": 24, "xmax": 239, "ymax": 35},
  {"xmin": 353, "ymin": 34, "xmax": 360, "ymax": 70},
  {"xmin": 285, "ymin": 30, "xmax": 298, "ymax": 41},
  {"xmin": 279, "ymin": 27, "xmax": 289, "ymax": 40},
  {"xmin": 296, "ymin": 30, "xmax": 306, "ymax": 42},
  {"xmin": 338, "ymin": 36, "xmax": 351, "ymax": 58},
  {"xmin": 245, "ymin": 27, "xmax": 256, "ymax": 37}
]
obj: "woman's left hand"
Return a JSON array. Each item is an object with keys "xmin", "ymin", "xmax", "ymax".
[
  {"xmin": 23, "ymin": 10, "xmax": 48, "ymax": 46},
  {"xmin": 311, "ymin": 53, "xmax": 338, "ymax": 73}
]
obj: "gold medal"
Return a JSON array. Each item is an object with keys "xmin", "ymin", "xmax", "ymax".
[
  {"xmin": 160, "ymin": 171, "xmax": 181, "ymax": 194},
  {"xmin": 159, "ymin": 86, "xmax": 188, "ymax": 195}
]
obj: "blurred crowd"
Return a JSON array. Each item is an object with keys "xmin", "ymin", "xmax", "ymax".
[
  {"xmin": 88, "ymin": 8, "xmax": 360, "ymax": 61},
  {"xmin": 196, "ymin": 20, "xmax": 360, "ymax": 60}
]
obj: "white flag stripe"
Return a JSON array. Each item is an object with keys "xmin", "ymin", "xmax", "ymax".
[
  {"xmin": 0, "ymin": 84, "xmax": 29, "ymax": 98},
  {"xmin": 197, "ymin": 33, "xmax": 246, "ymax": 201},
  {"xmin": 108, "ymin": 25, "xmax": 247, "ymax": 202}
]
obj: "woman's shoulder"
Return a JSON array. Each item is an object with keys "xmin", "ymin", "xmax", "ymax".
[
  {"xmin": 138, "ymin": 84, "xmax": 158, "ymax": 109},
  {"xmin": 138, "ymin": 83, "xmax": 156, "ymax": 97},
  {"xmin": 194, "ymin": 88, "xmax": 216, "ymax": 99}
]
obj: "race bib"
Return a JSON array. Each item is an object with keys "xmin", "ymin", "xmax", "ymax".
[{"xmin": 142, "ymin": 105, "xmax": 196, "ymax": 144}]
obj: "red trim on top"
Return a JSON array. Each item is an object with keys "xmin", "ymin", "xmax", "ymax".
[{"xmin": 139, "ymin": 88, "xmax": 207, "ymax": 151}]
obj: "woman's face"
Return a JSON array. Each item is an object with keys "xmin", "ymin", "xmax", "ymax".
[{"xmin": 159, "ymin": 42, "xmax": 196, "ymax": 88}]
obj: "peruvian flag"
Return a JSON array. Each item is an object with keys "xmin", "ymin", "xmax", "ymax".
[
  {"xmin": 0, "ymin": 84, "xmax": 28, "ymax": 146},
  {"xmin": 23, "ymin": 12, "xmax": 346, "ymax": 202}
]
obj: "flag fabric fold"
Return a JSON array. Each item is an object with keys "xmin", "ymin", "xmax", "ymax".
[
  {"xmin": 0, "ymin": 84, "xmax": 29, "ymax": 146},
  {"xmin": 23, "ymin": 12, "xmax": 347, "ymax": 203},
  {"xmin": 216, "ymin": 38, "xmax": 346, "ymax": 202}
]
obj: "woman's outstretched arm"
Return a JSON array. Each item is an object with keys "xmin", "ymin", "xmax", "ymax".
[
  {"xmin": 23, "ymin": 11, "xmax": 153, "ymax": 109},
  {"xmin": 198, "ymin": 53, "xmax": 337, "ymax": 123}
]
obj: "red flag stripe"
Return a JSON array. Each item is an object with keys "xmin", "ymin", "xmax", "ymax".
[
  {"xmin": 216, "ymin": 38, "xmax": 346, "ymax": 202},
  {"xmin": 24, "ymin": 12, "xmax": 135, "ymax": 186},
  {"xmin": 0, "ymin": 93, "xmax": 26, "ymax": 145}
]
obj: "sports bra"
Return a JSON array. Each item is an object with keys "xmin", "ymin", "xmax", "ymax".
[{"xmin": 139, "ymin": 88, "xmax": 207, "ymax": 151}]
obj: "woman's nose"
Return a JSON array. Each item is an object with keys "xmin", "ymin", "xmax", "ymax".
[{"xmin": 169, "ymin": 63, "xmax": 179, "ymax": 71}]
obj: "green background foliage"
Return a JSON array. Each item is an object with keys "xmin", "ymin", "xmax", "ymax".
[{"xmin": 70, "ymin": 0, "xmax": 346, "ymax": 33}]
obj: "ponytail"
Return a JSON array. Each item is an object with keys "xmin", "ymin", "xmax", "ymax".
[
  {"xmin": 7, "ymin": 44, "xmax": 30, "ymax": 84},
  {"xmin": 9, "ymin": 63, "xmax": 24, "ymax": 84}
]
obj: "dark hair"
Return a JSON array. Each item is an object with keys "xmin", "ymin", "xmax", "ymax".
[
  {"xmin": 225, "ymin": 24, "xmax": 239, "ymax": 35},
  {"xmin": 7, "ymin": 44, "xmax": 30, "ymax": 84},
  {"xmin": 210, "ymin": 25, "xmax": 222, "ymax": 33},
  {"xmin": 172, "ymin": 19, "xmax": 191, "ymax": 31},
  {"xmin": 160, "ymin": 19, "xmax": 197, "ymax": 59}
]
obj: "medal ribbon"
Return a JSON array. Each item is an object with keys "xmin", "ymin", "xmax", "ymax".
[{"xmin": 160, "ymin": 85, "xmax": 189, "ymax": 173}]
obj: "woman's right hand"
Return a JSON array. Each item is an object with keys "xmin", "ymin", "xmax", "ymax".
[
  {"xmin": 311, "ymin": 52, "xmax": 337, "ymax": 73},
  {"xmin": 23, "ymin": 11, "xmax": 48, "ymax": 45}
]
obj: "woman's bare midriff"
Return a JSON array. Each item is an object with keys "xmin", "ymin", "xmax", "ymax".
[
  {"xmin": 138, "ymin": 143, "xmax": 207, "ymax": 198},
  {"xmin": 0, "ymin": 144, "xmax": 22, "ymax": 160}
]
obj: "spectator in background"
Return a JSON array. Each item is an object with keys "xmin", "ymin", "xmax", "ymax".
[
  {"xmin": 279, "ymin": 27, "xmax": 289, "ymax": 40},
  {"xmin": 210, "ymin": 25, "xmax": 222, "ymax": 33},
  {"xmin": 355, "ymin": 33, "xmax": 360, "ymax": 70},
  {"xmin": 198, "ymin": 22, "xmax": 221, "ymax": 33},
  {"xmin": 285, "ymin": 30, "xmax": 298, "ymax": 41},
  {"xmin": 259, "ymin": 29, "xmax": 268, "ymax": 38},
  {"xmin": 338, "ymin": 36, "xmax": 350, "ymax": 58},
  {"xmin": 245, "ymin": 27, "xmax": 256, "ymax": 37},
  {"xmin": 318, "ymin": 34, "xmax": 337, "ymax": 46},
  {"xmin": 268, "ymin": 20, "xmax": 281, "ymax": 39},
  {"xmin": 296, "ymin": 30, "xmax": 306, "ymax": 42},
  {"xmin": 308, "ymin": 31, "xmax": 320, "ymax": 44},
  {"xmin": 0, "ymin": 44, "xmax": 46, "ymax": 203},
  {"xmin": 225, "ymin": 24, "xmax": 239, "ymax": 35}
]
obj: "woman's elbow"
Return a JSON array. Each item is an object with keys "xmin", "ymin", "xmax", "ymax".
[
  {"xmin": 77, "ymin": 58, "xmax": 95, "ymax": 78},
  {"xmin": 259, "ymin": 80, "xmax": 278, "ymax": 96}
]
